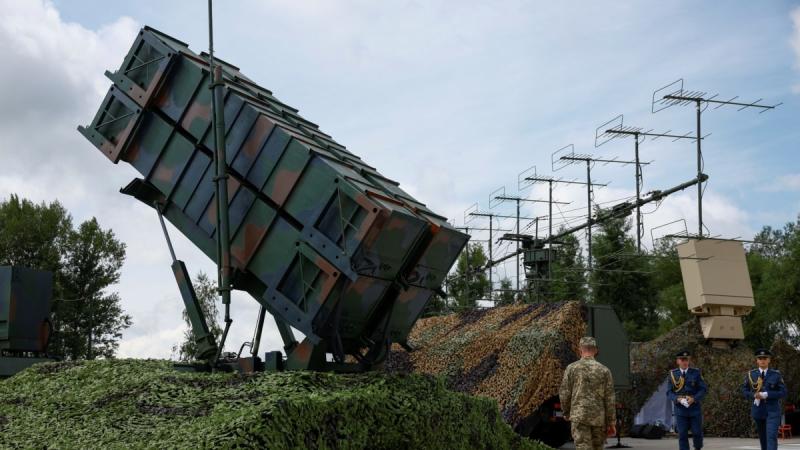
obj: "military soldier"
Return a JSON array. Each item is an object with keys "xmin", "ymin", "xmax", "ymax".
[
  {"xmin": 666, "ymin": 350, "xmax": 707, "ymax": 450},
  {"xmin": 559, "ymin": 336, "xmax": 616, "ymax": 450},
  {"xmin": 742, "ymin": 348, "xmax": 787, "ymax": 450}
]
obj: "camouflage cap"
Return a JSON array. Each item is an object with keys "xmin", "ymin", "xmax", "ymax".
[{"xmin": 579, "ymin": 336, "xmax": 597, "ymax": 348}]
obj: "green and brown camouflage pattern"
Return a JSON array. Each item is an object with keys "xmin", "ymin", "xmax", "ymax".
[
  {"xmin": 558, "ymin": 356, "xmax": 616, "ymax": 428},
  {"xmin": 78, "ymin": 26, "xmax": 468, "ymax": 369}
]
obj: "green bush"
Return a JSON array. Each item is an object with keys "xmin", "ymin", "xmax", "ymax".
[{"xmin": 0, "ymin": 359, "xmax": 549, "ymax": 450}]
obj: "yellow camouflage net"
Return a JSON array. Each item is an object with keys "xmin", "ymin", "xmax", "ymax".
[{"xmin": 385, "ymin": 302, "xmax": 586, "ymax": 429}]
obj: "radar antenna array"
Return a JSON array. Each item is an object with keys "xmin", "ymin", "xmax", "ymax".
[
  {"xmin": 595, "ymin": 114, "xmax": 696, "ymax": 251},
  {"xmin": 652, "ymin": 78, "xmax": 780, "ymax": 238}
]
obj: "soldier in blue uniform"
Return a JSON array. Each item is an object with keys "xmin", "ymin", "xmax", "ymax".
[
  {"xmin": 742, "ymin": 348, "xmax": 787, "ymax": 450},
  {"xmin": 666, "ymin": 350, "xmax": 707, "ymax": 450}
]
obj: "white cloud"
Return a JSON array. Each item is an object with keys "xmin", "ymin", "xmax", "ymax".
[
  {"xmin": 0, "ymin": 1, "xmax": 286, "ymax": 359},
  {"xmin": 0, "ymin": 1, "xmax": 137, "ymax": 127},
  {"xmin": 119, "ymin": 325, "xmax": 184, "ymax": 359},
  {"xmin": 760, "ymin": 173, "xmax": 800, "ymax": 192}
]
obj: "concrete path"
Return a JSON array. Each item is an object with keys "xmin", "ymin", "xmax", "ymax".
[{"xmin": 559, "ymin": 437, "xmax": 800, "ymax": 449}]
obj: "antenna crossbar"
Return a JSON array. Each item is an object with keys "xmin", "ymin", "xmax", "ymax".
[
  {"xmin": 494, "ymin": 195, "xmax": 570, "ymax": 205},
  {"xmin": 524, "ymin": 176, "xmax": 597, "ymax": 186},
  {"xmin": 663, "ymin": 94, "xmax": 780, "ymax": 111}
]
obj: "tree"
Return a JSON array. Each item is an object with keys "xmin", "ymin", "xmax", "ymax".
[
  {"xmin": 496, "ymin": 277, "xmax": 515, "ymax": 306},
  {"xmin": 650, "ymin": 239, "xmax": 691, "ymax": 334},
  {"xmin": 423, "ymin": 292, "xmax": 447, "ymax": 316},
  {"xmin": 51, "ymin": 218, "xmax": 130, "ymax": 359},
  {"xmin": 547, "ymin": 231, "xmax": 588, "ymax": 302},
  {"xmin": 590, "ymin": 213, "xmax": 659, "ymax": 341},
  {"xmin": 173, "ymin": 272, "xmax": 222, "ymax": 361},
  {"xmin": 0, "ymin": 195, "xmax": 131, "ymax": 360},
  {"xmin": 742, "ymin": 248, "xmax": 780, "ymax": 348},
  {"xmin": 445, "ymin": 243, "xmax": 490, "ymax": 309},
  {"xmin": 743, "ymin": 217, "xmax": 800, "ymax": 348},
  {"xmin": 0, "ymin": 195, "xmax": 71, "ymax": 274}
]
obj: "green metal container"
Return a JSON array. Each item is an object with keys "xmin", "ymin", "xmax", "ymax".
[
  {"xmin": 586, "ymin": 304, "xmax": 631, "ymax": 389},
  {"xmin": 0, "ymin": 266, "xmax": 53, "ymax": 353},
  {"xmin": 79, "ymin": 26, "xmax": 468, "ymax": 367}
]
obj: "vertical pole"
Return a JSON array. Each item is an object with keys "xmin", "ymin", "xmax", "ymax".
[
  {"xmin": 548, "ymin": 180, "xmax": 553, "ymax": 240},
  {"xmin": 209, "ymin": 0, "xmax": 232, "ymax": 363},
  {"xmin": 586, "ymin": 160, "xmax": 592, "ymax": 272},
  {"xmin": 535, "ymin": 216, "xmax": 542, "ymax": 302},
  {"xmin": 586, "ymin": 160, "xmax": 593, "ymax": 302},
  {"xmin": 488, "ymin": 216, "xmax": 493, "ymax": 302},
  {"xmin": 634, "ymin": 133, "xmax": 642, "ymax": 252},
  {"xmin": 548, "ymin": 180, "xmax": 553, "ymax": 283},
  {"xmin": 696, "ymin": 99, "xmax": 703, "ymax": 238},
  {"xmin": 465, "ymin": 227, "xmax": 470, "ymax": 307},
  {"xmin": 516, "ymin": 199, "xmax": 520, "ymax": 298}
]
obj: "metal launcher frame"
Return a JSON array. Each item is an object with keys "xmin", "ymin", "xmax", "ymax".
[{"xmin": 78, "ymin": 26, "xmax": 468, "ymax": 372}]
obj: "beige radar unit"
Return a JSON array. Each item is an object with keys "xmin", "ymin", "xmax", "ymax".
[{"xmin": 677, "ymin": 238, "xmax": 754, "ymax": 343}]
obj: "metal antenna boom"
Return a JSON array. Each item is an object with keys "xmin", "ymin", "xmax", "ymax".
[{"xmin": 480, "ymin": 175, "xmax": 707, "ymax": 272}]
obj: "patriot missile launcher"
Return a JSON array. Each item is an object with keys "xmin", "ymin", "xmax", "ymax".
[{"xmin": 78, "ymin": 26, "xmax": 468, "ymax": 372}]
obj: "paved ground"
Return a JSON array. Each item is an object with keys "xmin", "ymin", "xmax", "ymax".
[{"xmin": 559, "ymin": 436, "xmax": 800, "ymax": 449}]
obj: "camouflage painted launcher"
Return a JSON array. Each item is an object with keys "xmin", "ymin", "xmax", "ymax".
[{"xmin": 78, "ymin": 26, "xmax": 468, "ymax": 370}]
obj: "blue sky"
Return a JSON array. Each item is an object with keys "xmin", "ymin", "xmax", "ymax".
[{"xmin": 1, "ymin": 0, "xmax": 798, "ymax": 358}]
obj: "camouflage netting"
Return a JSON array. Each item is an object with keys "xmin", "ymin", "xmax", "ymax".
[
  {"xmin": 620, "ymin": 319, "xmax": 800, "ymax": 437},
  {"xmin": 770, "ymin": 338, "xmax": 800, "ymax": 404},
  {"xmin": 0, "ymin": 360, "xmax": 550, "ymax": 450},
  {"xmin": 385, "ymin": 302, "xmax": 586, "ymax": 430}
]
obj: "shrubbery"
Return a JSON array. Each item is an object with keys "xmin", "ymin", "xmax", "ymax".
[{"xmin": 0, "ymin": 359, "xmax": 548, "ymax": 449}]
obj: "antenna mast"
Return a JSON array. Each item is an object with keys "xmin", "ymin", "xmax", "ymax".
[
  {"xmin": 467, "ymin": 201, "xmax": 535, "ymax": 296},
  {"xmin": 463, "ymin": 202, "xmax": 511, "ymax": 300},
  {"xmin": 652, "ymin": 79, "xmax": 781, "ymax": 238},
  {"xmin": 595, "ymin": 114, "xmax": 698, "ymax": 252},
  {"xmin": 550, "ymin": 144, "xmax": 621, "ymax": 273}
]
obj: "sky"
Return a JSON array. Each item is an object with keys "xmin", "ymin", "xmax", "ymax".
[{"xmin": 1, "ymin": 0, "xmax": 798, "ymax": 359}]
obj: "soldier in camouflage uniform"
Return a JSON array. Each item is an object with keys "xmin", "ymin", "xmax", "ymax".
[{"xmin": 559, "ymin": 336, "xmax": 616, "ymax": 450}]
